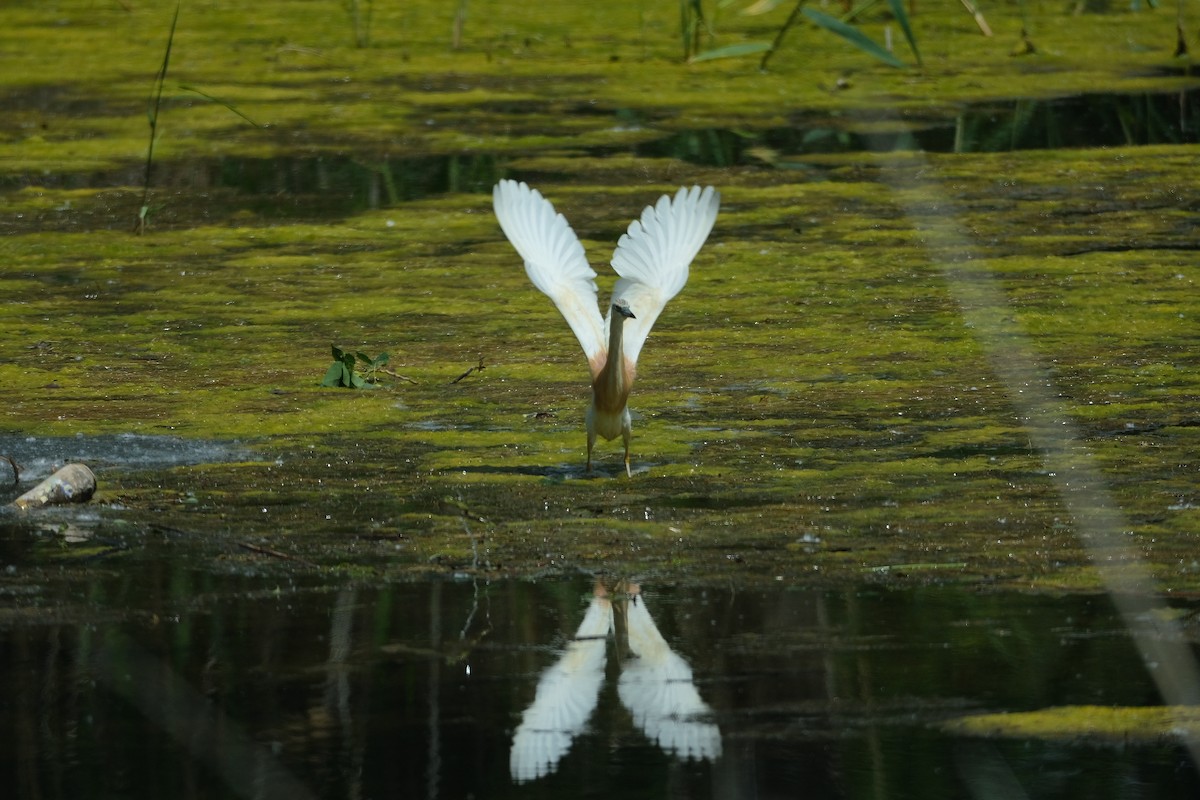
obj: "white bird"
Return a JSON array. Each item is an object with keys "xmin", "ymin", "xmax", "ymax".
[{"xmin": 492, "ymin": 180, "xmax": 720, "ymax": 476}]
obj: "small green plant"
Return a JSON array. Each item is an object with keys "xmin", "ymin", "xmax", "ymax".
[
  {"xmin": 135, "ymin": 3, "xmax": 261, "ymax": 234},
  {"xmin": 321, "ymin": 346, "xmax": 390, "ymax": 389},
  {"xmin": 797, "ymin": 4, "xmax": 913, "ymax": 69},
  {"xmin": 691, "ymin": 0, "xmax": 928, "ymax": 69},
  {"xmin": 135, "ymin": 1, "xmax": 180, "ymax": 234},
  {"xmin": 757, "ymin": 0, "xmax": 921, "ymax": 70}
]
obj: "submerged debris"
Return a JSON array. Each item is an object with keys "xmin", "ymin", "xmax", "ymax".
[{"xmin": 11, "ymin": 463, "xmax": 97, "ymax": 510}]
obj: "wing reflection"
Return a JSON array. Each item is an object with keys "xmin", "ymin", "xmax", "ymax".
[
  {"xmin": 618, "ymin": 589, "xmax": 722, "ymax": 761},
  {"xmin": 509, "ymin": 590, "xmax": 613, "ymax": 782},
  {"xmin": 510, "ymin": 582, "xmax": 721, "ymax": 783}
]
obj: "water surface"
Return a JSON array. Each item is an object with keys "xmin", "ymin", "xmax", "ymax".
[{"xmin": 2, "ymin": 566, "xmax": 1196, "ymax": 799}]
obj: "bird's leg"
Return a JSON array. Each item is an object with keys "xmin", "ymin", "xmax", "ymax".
[
  {"xmin": 587, "ymin": 430, "xmax": 595, "ymax": 474},
  {"xmin": 622, "ymin": 429, "xmax": 631, "ymax": 477}
]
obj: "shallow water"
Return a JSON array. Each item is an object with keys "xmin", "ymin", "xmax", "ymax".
[
  {"xmin": 0, "ymin": 433, "xmax": 248, "ymax": 483},
  {"xmin": 639, "ymin": 88, "xmax": 1200, "ymax": 164},
  {"xmin": 2, "ymin": 565, "xmax": 1197, "ymax": 799}
]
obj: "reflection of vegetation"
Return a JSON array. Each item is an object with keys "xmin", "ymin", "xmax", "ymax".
[
  {"xmin": 954, "ymin": 91, "xmax": 1200, "ymax": 152},
  {"xmin": 637, "ymin": 90, "xmax": 1199, "ymax": 167},
  {"xmin": 10, "ymin": 578, "xmax": 1196, "ymax": 797},
  {"xmin": 129, "ymin": 152, "xmax": 502, "ymax": 220},
  {"xmin": 635, "ymin": 128, "xmax": 752, "ymax": 166}
]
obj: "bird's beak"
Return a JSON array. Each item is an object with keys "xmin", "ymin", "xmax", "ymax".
[{"xmin": 613, "ymin": 303, "xmax": 636, "ymax": 319}]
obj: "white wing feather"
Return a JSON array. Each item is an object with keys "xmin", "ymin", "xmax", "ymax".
[
  {"xmin": 493, "ymin": 180, "xmax": 606, "ymax": 365},
  {"xmin": 617, "ymin": 596, "xmax": 722, "ymax": 762},
  {"xmin": 509, "ymin": 595, "xmax": 613, "ymax": 783},
  {"xmin": 608, "ymin": 185, "xmax": 720, "ymax": 366}
]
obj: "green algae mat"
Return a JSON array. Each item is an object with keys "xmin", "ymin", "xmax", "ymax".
[{"xmin": 1, "ymin": 0, "xmax": 1198, "ymax": 590}]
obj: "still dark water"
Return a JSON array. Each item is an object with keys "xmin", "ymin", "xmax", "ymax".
[{"xmin": 1, "ymin": 559, "xmax": 1196, "ymax": 799}]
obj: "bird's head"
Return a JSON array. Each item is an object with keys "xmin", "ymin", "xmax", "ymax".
[{"xmin": 612, "ymin": 300, "xmax": 636, "ymax": 320}]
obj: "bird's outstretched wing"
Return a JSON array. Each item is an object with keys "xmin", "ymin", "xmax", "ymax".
[
  {"xmin": 493, "ymin": 180, "xmax": 606, "ymax": 369},
  {"xmin": 608, "ymin": 185, "xmax": 720, "ymax": 367},
  {"xmin": 509, "ymin": 594, "xmax": 613, "ymax": 782}
]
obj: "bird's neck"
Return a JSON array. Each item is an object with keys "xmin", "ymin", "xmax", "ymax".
[{"xmin": 592, "ymin": 312, "xmax": 634, "ymax": 413}]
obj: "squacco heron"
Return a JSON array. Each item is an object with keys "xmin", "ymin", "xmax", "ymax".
[{"xmin": 492, "ymin": 180, "xmax": 721, "ymax": 475}]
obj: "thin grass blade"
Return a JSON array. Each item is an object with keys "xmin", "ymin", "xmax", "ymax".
[
  {"xmin": 690, "ymin": 42, "xmax": 772, "ymax": 62},
  {"xmin": 885, "ymin": 0, "xmax": 921, "ymax": 65},
  {"xmin": 801, "ymin": 7, "xmax": 907, "ymax": 68},
  {"xmin": 178, "ymin": 85, "xmax": 264, "ymax": 128}
]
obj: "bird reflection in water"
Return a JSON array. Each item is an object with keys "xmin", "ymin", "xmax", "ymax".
[{"xmin": 510, "ymin": 581, "xmax": 721, "ymax": 783}]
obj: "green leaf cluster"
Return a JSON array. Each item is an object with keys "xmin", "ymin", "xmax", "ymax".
[{"xmin": 321, "ymin": 346, "xmax": 390, "ymax": 389}]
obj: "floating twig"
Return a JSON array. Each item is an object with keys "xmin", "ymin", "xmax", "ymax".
[
  {"xmin": 236, "ymin": 541, "xmax": 318, "ymax": 568},
  {"xmin": 451, "ymin": 356, "xmax": 486, "ymax": 384},
  {"xmin": 0, "ymin": 455, "xmax": 19, "ymax": 487},
  {"xmin": 383, "ymin": 368, "xmax": 418, "ymax": 384}
]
